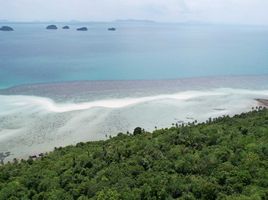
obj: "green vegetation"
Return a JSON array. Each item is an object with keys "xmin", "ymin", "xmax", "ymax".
[{"xmin": 0, "ymin": 108, "xmax": 268, "ymax": 200}]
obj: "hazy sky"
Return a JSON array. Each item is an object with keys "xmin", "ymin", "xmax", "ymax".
[{"xmin": 1, "ymin": 0, "xmax": 268, "ymax": 24}]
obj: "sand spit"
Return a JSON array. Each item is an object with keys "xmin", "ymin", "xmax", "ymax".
[{"xmin": 256, "ymin": 99, "xmax": 268, "ymax": 107}]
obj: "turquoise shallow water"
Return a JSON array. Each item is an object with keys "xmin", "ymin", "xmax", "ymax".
[{"xmin": 1, "ymin": 22, "xmax": 268, "ymax": 89}]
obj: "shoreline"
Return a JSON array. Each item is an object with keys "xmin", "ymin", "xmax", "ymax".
[{"xmin": 1, "ymin": 108, "xmax": 267, "ymax": 166}]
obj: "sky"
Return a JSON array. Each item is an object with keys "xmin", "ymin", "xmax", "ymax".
[{"xmin": 1, "ymin": 0, "xmax": 268, "ymax": 25}]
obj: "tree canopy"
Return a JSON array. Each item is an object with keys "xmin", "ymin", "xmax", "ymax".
[{"xmin": 0, "ymin": 108, "xmax": 267, "ymax": 199}]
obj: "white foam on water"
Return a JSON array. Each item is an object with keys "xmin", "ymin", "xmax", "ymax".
[
  {"xmin": 1, "ymin": 88, "xmax": 268, "ymax": 114},
  {"xmin": 0, "ymin": 91, "xmax": 219, "ymax": 113}
]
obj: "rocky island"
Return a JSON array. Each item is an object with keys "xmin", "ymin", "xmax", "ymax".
[
  {"xmin": 46, "ymin": 25, "xmax": 58, "ymax": 30},
  {"xmin": 77, "ymin": 27, "xmax": 88, "ymax": 31},
  {"xmin": 108, "ymin": 27, "xmax": 116, "ymax": 31},
  {"xmin": 62, "ymin": 26, "xmax": 70, "ymax": 29},
  {"xmin": 0, "ymin": 26, "xmax": 14, "ymax": 31}
]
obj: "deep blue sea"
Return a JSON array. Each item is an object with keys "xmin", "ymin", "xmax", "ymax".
[{"xmin": 1, "ymin": 22, "xmax": 268, "ymax": 89}]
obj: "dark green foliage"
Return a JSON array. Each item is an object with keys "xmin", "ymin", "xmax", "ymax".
[
  {"xmin": 0, "ymin": 109, "xmax": 268, "ymax": 199},
  {"xmin": 133, "ymin": 127, "xmax": 143, "ymax": 135}
]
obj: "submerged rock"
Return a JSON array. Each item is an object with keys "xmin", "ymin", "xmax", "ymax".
[
  {"xmin": 77, "ymin": 27, "xmax": 88, "ymax": 31},
  {"xmin": 108, "ymin": 27, "xmax": 116, "ymax": 31},
  {"xmin": 0, "ymin": 26, "xmax": 14, "ymax": 31},
  {"xmin": 62, "ymin": 26, "xmax": 70, "ymax": 29},
  {"xmin": 46, "ymin": 25, "xmax": 58, "ymax": 30}
]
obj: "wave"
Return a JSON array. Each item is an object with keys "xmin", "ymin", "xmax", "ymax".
[{"xmin": 1, "ymin": 88, "xmax": 268, "ymax": 113}]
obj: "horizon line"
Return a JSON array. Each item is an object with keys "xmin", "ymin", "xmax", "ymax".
[{"xmin": 1, "ymin": 19, "xmax": 268, "ymax": 27}]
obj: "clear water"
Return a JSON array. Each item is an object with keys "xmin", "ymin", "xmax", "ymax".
[{"xmin": 1, "ymin": 22, "xmax": 268, "ymax": 89}]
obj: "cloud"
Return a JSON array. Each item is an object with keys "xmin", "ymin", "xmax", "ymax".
[{"xmin": 0, "ymin": 0, "xmax": 268, "ymax": 25}]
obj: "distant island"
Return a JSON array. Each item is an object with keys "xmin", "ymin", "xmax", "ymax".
[
  {"xmin": 0, "ymin": 26, "xmax": 14, "ymax": 31},
  {"xmin": 77, "ymin": 27, "xmax": 88, "ymax": 31},
  {"xmin": 46, "ymin": 25, "xmax": 58, "ymax": 30},
  {"xmin": 108, "ymin": 27, "xmax": 116, "ymax": 31},
  {"xmin": 62, "ymin": 26, "xmax": 70, "ymax": 29},
  {"xmin": 0, "ymin": 24, "xmax": 121, "ymax": 32}
]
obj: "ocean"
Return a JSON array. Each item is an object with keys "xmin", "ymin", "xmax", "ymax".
[
  {"xmin": 1, "ymin": 22, "xmax": 268, "ymax": 88},
  {"xmin": 0, "ymin": 22, "xmax": 268, "ymax": 161}
]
